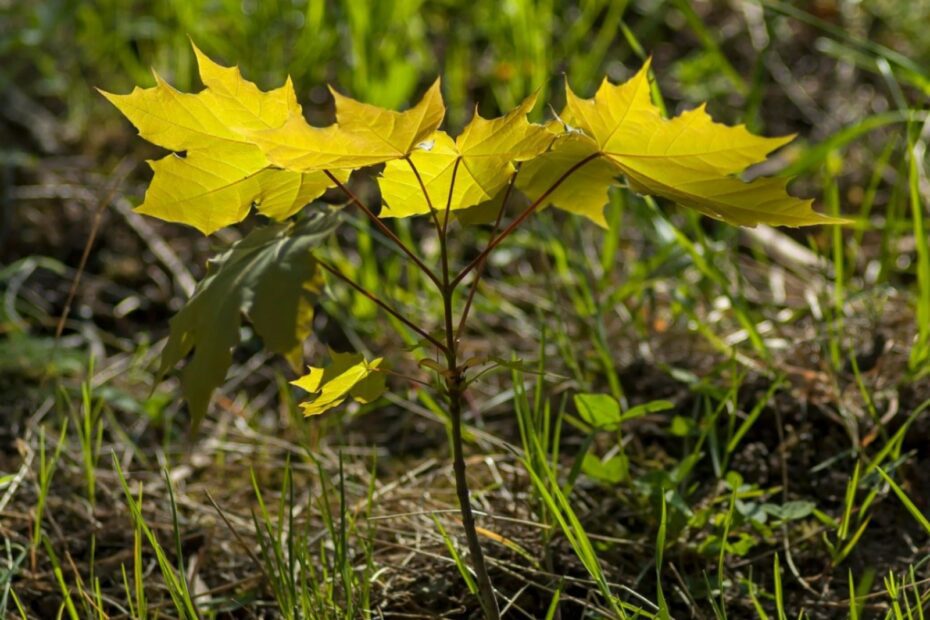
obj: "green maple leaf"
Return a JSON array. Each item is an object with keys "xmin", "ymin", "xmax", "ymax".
[{"xmin": 160, "ymin": 210, "xmax": 339, "ymax": 428}]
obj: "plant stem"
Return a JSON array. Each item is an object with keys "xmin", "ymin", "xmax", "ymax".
[
  {"xmin": 404, "ymin": 156, "xmax": 446, "ymax": 243},
  {"xmin": 447, "ymin": 372, "xmax": 500, "ymax": 619},
  {"xmin": 451, "ymin": 152, "xmax": 601, "ymax": 288},
  {"xmin": 455, "ymin": 167, "xmax": 520, "ymax": 342},
  {"xmin": 442, "ymin": 286, "xmax": 500, "ymax": 620},
  {"xmin": 397, "ymin": 153, "xmax": 499, "ymax": 617},
  {"xmin": 324, "ymin": 170, "xmax": 443, "ymax": 290},
  {"xmin": 416, "ymin": 148, "xmax": 499, "ymax": 617},
  {"xmin": 441, "ymin": 159, "xmax": 462, "ymax": 236},
  {"xmin": 316, "ymin": 258, "xmax": 447, "ymax": 353}
]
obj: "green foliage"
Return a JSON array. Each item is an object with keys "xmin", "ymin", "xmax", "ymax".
[
  {"xmin": 113, "ymin": 459, "xmax": 199, "ymax": 619},
  {"xmin": 159, "ymin": 211, "xmax": 338, "ymax": 427},
  {"xmin": 249, "ymin": 456, "xmax": 376, "ymax": 619},
  {"xmin": 574, "ymin": 393, "xmax": 621, "ymax": 428}
]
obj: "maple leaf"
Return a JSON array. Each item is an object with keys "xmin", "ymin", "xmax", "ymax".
[
  {"xmin": 160, "ymin": 211, "xmax": 339, "ymax": 428},
  {"xmin": 251, "ymin": 80, "xmax": 445, "ymax": 172},
  {"xmin": 527, "ymin": 61, "xmax": 848, "ymax": 227},
  {"xmin": 379, "ymin": 94, "xmax": 552, "ymax": 218},
  {"xmin": 517, "ymin": 133, "xmax": 620, "ymax": 227},
  {"xmin": 100, "ymin": 43, "xmax": 339, "ymax": 234},
  {"xmin": 452, "ymin": 186, "xmax": 525, "ymax": 226},
  {"xmin": 291, "ymin": 351, "xmax": 386, "ymax": 416}
]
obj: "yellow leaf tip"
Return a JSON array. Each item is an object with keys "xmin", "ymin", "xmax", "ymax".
[
  {"xmin": 190, "ymin": 41, "xmax": 212, "ymax": 66},
  {"xmin": 151, "ymin": 69, "xmax": 169, "ymax": 86},
  {"xmin": 96, "ymin": 87, "xmax": 119, "ymax": 102}
]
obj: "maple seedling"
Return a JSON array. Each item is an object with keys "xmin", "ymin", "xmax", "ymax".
[{"xmin": 102, "ymin": 43, "xmax": 847, "ymax": 618}]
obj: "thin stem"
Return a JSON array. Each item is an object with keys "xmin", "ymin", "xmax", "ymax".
[
  {"xmin": 451, "ymin": 152, "xmax": 601, "ymax": 288},
  {"xmin": 56, "ymin": 157, "xmax": 134, "ymax": 341},
  {"xmin": 404, "ymin": 156, "xmax": 464, "ymax": 312},
  {"xmin": 407, "ymin": 155, "xmax": 459, "ymax": 355},
  {"xmin": 455, "ymin": 167, "xmax": 520, "ymax": 342},
  {"xmin": 447, "ymin": 373, "xmax": 500, "ymax": 620},
  {"xmin": 439, "ymin": 159, "xmax": 462, "ymax": 351},
  {"xmin": 324, "ymin": 169, "xmax": 443, "ymax": 290},
  {"xmin": 404, "ymin": 156, "xmax": 446, "ymax": 241},
  {"xmin": 410, "ymin": 150, "xmax": 500, "ymax": 618},
  {"xmin": 442, "ymin": 277, "xmax": 499, "ymax": 618},
  {"xmin": 379, "ymin": 367, "xmax": 433, "ymax": 388},
  {"xmin": 441, "ymin": 158, "xmax": 462, "ymax": 236},
  {"xmin": 317, "ymin": 258, "xmax": 447, "ymax": 353}
]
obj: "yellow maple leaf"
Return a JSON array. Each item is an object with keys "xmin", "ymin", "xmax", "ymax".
[
  {"xmin": 251, "ymin": 80, "xmax": 445, "ymax": 172},
  {"xmin": 526, "ymin": 60, "xmax": 848, "ymax": 228},
  {"xmin": 291, "ymin": 352, "xmax": 385, "ymax": 416},
  {"xmin": 100, "ymin": 43, "xmax": 338, "ymax": 234},
  {"xmin": 517, "ymin": 133, "xmax": 619, "ymax": 227},
  {"xmin": 379, "ymin": 95, "xmax": 551, "ymax": 218},
  {"xmin": 565, "ymin": 60, "xmax": 791, "ymax": 177}
]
